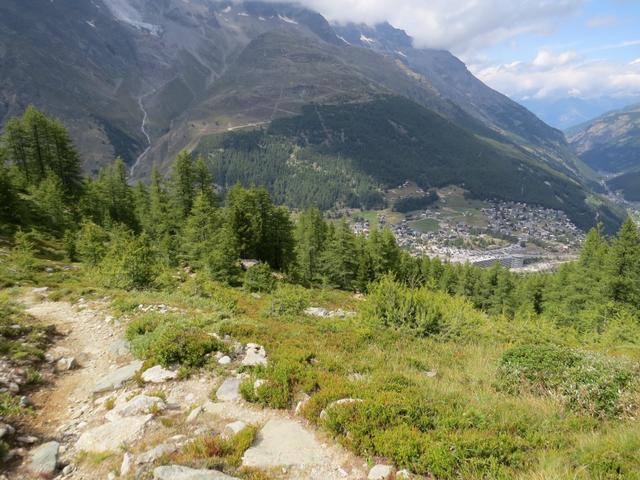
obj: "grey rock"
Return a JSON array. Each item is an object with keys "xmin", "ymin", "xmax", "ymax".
[
  {"xmin": 62, "ymin": 464, "xmax": 75, "ymax": 475},
  {"xmin": 368, "ymin": 465, "xmax": 395, "ymax": 480},
  {"xmin": 241, "ymin": 344, "xmax": 267, "ymax": 367},
  {"xmin": 142, "ymin": 365, "xmax": 179, "ymax": 383},
  {"xmin": 55, "ymin": 357, "xmax": 78, "ymax": 372},
  {"xmin": 0, "ymin": 423, "xmax": 15, "ymax": 439},
  {"xmin": 120, "ymin": 453, "xmax": 133, "ymax": 476},
  {"xmin": 319, "ymin": 398, "xmax": 363, "ymax": 420},
  {"xmin": 217, "ymin": 356, "xmax": 232, "ymax": 365},
  {"xmin": 222, "ymin": 421, "xmax": 247, "ymax": 440},
  {"xmin": 396, "ymin": 469, "xmax": 413, "ymax": 479},
  {"xmin": 28, "ymin": 441, "xmax": 59, "ymax": 478},
  {"xmin": 92, "ymin": 360, "xmax": 143, "ymax": 393},
  {"xmin": 109, "ymin": 339, "xmax": 130, "ymax": 358},
  {"xmin": 216, "ymin": 378, "xmax": 241, "ymax": 402},
  {"xmin": 242, "ymin": 419, "xmax": 329, "ymax": 468},
  {"xmin": 137, "ymin": 442, "xmax": 179, "ymax": 464},
  {"xmin": 105, "ymin": 395, "xmax": 165, "ymax": 421},
  {"xmin": 76, "ymin": 415, "xmax": 152, "ymax": 453},
  {"xmin": 153, "ymin": 465, "xmax": 240, "ymax": 479},
  {"xmin": 186, "ymin": 406, "xmax": 204, "ymax": 423}
]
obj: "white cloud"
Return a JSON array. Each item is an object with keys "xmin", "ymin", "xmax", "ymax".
[
  {"xmin": 265, "ymin": 0, "xmax": 584, "ymax": 54},
  {"xmin": 473, "ymin": 49, "xmax": 640, "ymax": 100},
  {"xmin": 586, "ymin": 15, "xmax": 617, "ymax": 28}
]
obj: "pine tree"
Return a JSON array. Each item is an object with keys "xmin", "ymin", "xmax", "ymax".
[
  {"xmin": 293, "ymin": 208, "xmax": 328, "ymax": 285},
  {"xmin": 182, "ymin": 192, "xmax": 221, "ymax": 267},
  {"xmin": 606, "ymin": 218, "xmax": 640, "ymax": 306},
  {"xmin": 193, "ymin": 155, "xmax": 217, "ymax": 208},
  {"xmin": 320, "ymin": 220, "xmax": 358, "ymax": 290},
  {"xmin": 171, "ymin": 150, "xmax": 195, "ymax": 219},
  {"xmin": 93, "ymin": 158, "xmax": 138, "ymax": 230}
]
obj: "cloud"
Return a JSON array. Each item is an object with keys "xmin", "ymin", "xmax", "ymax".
[
  {"xmin": 586, "ymin": 15, "xmax": 617, "ymax": 28},
  {"xmin": 266, "ymin": 0, "xmax": 584, "ymax": 54},
  {"xmin": 472, "ymin": 49, "xmax": 640, "ymax": 100}
]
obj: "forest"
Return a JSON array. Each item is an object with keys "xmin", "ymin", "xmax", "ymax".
[{"xmin": 3, "ymin": 108, "xmax": 640, "ymax": 479}]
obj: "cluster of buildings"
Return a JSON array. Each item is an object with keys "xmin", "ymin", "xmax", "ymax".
[{"xmin": 351, "ymin": 200, "xmax": 585, "ymax": 269}]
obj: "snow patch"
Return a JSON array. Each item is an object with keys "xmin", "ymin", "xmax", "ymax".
[
  {"xmin": 222, "ymin": 6, "xmax": 231, "ymax": 13},
  {"xmin": 259, "ymin": 16, "xmax": 266, "ymax": 21},
  {"xmin": 237, "ymin": 12, "xmax": 249, "ymax": 17},
  {"xmin": 278, "ymin": 14, "xmax": 298, "ymax": 25},
  {"xmin": 86, "ymin": 20, "xmax": 96, "ymax": 28},
  {"xmin": 396, "ymin": 50, "xmax": 407, "ymax": 58},
  {"xmin": 102, "ymin": 0, "xmax": 161, "ymax": 36},
  {"xmin": 360, "ymin": 34, "xmax": 375, "ymax": 44},
  {"xmin": 337, "ymin": 35, "xmax": 351, "ymax": 45}
]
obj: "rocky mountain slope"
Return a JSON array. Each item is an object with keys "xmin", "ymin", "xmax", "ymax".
[
  {"xmin": 567, "ymin": 103, "xmax": 640, "ymax": 174},
  {"xmin": 0, "ymin": 0, "xmax": 619, "ymax": 229}
]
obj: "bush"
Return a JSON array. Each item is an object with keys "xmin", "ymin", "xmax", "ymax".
[
  {"xmin": 363, "ymin": 275, "xmax": 485, "ymax": 338},
  {"xmin": 126, "ymin": 313, "xmax": 226, "ymax": 368},
  {"xmin": 497, "ymin": 344, "xmax": 639, "ymax": 418},
  {"xmin": 243, "ymin": 263, "xmax": 276, "ymax": 293},
  {"xmin": 98, "ymin": 229, "xmax": 160, "ymax": 290},
  {"xmin": 263, "ymin": 284, "xmax": 310, "ymax": 317}
]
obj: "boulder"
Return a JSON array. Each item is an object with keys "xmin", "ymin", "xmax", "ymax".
[
  {"xmin": 0, "ymin": 423, "xmax": 15, "ymax": 439},
  {"xmin": 222, "ymin": 421, "xmax": 247, "ymax": 440},
  {"xmin": 396, "ymin": 470, "xmax": 414, "ymax": 479},
  {"xmin": 368, "ymin": 465, "xmax": 395, "ymax": 480},
  {"xmin": 76, "ymin": 415, "xmax": 152, "ymax": 453},
  {"xmin": 186, "ymin": 406, "xmax": 204, "ymax": 423},
  {"xmin": 304, "ymin": 307, "xmax": 331, "ymax": 318},
  {"xmin": 216, "ymin": 378, "xmax": 241, "ymax": 402},
  {"xmin": 142, "ymin": 365, "xmax": 179, "ymax": 383},
  {"xmin": 242, "ymin": 419, "xmax": 329, "ymax": 468},
  {"xmin": 241, "ymin": 344, "xmax": 267, "ymax": 367},
  {"xmin": 92, "ymin": 360, "xmax": 143, "ymax": 394},
  {"xmin": 153, "ymin": 466, "xmax": 239, "ymax": 480},
  {"xmin": 28, "ymin": 441, "xmax": 59, "ymax": 478},
  {"xmin": 105, "ymin": 395, "xmax": 165, "ymax": 421}
]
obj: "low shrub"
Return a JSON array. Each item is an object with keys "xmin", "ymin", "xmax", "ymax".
[
  {"xmin": 243, "ymin": 263, "xmax": 276, "ymax": 293},
  {"xmin": 263, "ymin": 284, "xmax": 310, "ymax": 317},
  {"xmin": 126, "ymin": 313, "xmax": 226, "ymax": 368},
  {"xmin": 497, "ymin": 344, "xmax": 639, "ymax": 418}
]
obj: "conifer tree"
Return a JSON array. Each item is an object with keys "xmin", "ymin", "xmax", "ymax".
[
  {"xmin": 293, "ymin": 208, "xmax": 328, "ymax": 285},
  {"xmin": 320, "ymin": 220, "xmax": 358, "ymax": 290},
  {"xmin": 606, "ymin": 218, "xmax": 640, "ymax": 306},
  {"xmin": 171, "ymin": 150, "xmax": 195, "ymax": 219}
]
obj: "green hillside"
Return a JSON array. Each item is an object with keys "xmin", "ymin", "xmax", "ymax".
[
  {"xmin": 609, "ymin": 169, "xmax": 640, "ymax": 201},
  {"xmin": 197, "ymin": 96, "xmax": 622, "ymax": 232}
]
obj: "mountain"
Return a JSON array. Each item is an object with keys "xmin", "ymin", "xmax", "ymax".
[
  {"xmin": 566, "ymin": 103, "xmax": 640, "ymax": 174},
  {"xmin": 0, "ymin": 0, "xmax": 620, "ymax": 230},
  {"xmin": 522, "ymin": 96, "xmax": 639, "ymax": 130}
]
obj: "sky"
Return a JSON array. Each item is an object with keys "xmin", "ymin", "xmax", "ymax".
[{"xmin": 286, "ymin": 0, "xmax": 640, "ymax": 125}]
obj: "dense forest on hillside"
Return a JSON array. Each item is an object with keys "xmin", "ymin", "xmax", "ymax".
[
  {"xmin": 3, "ymin": 108, "xmax": 640, "ymax": 479},
  {"xmin": 608, "ymin": 169, "xmax": 640, "ymax": 201},
  {"xmin": 195, "ymin": 96, "xmax": 622, "ymax": 233}
]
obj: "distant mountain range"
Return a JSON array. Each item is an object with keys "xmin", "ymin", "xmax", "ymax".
[
  {"xmin": 0, "ymin": 0, "xmax": 623, "ymax": 231},
  {"xmin": 566, "ymin": 103, "xmax": 640, "ymax": 202}
]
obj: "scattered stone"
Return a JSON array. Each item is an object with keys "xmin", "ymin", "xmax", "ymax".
[
  {"xmin": 153, "ymin": 465, "xmax": 240, "ymax": 479},
  {"xmin": 396, "ymin": 469, "xmax": 413, "ymax": 479},
  {"xmin": 0, "ymin": 423, "xmax": 15, "ymax": 439},
  {"xmin": 242, "ymin": 419, "xmax": 329, "ymax": 468},
  {"xmin": 92, "ymin": 360, "xmax": 143, "ymax": 394},
  {"xmin": 368, "ymin": 465, "xmax": 395, "ymax": 480},
  {"xmin": 304, "ymin": 307, "xmax": 356, "ymax": 319},
  {"xmin": 105, "ymin": 395, "xmax": 165, "ymax": 421},
  {"xmin": 62, "ymin": 464, "xmax": 75, "ymax": 475},
  {"xmin": 216, "ymin": 378, "xmax": 241, "ymax": 402},
  {"xmin": 253, "ymin": 379, "xmax": 266, "ymax": 390},
  {"xmin": 294, "ymin": 394, "xmax": 311, "ymax": 416},
  {"xmin": 347, "ymin": 372, "xmax": 366, "ymax": 382},
  {"xmin": 17, "ymin": 436, "xmax": 39, "ymax": 444},
  {"xmin": 186, "ymin": 406, "xmax": 204, "ymax": 423},
  {"xmin": 76, "ymin": 415, "xmax": 152, "ymax": 453},
  {"xmin": 142, "ymin": 365, "xmax": 179, "ymax": 383},
  {"xmin": 20, "ymin": 396, "xmax": 31, "ymax": 407},
  {"xmin": 138, "ymin": 442, "xmax": 179, "ymax": 464},
  {"xmin": 109, "ymin": 339, "xmax": 130, "ymax": 358},
  {"xmin": 217, "ymin": 356, "xmax": 232, "ymax": 365},
  {"xmin": 222, "ymin": 421, "xmax": 247, "ymax": 440},
  {"xmin": 241, "ymin": 344, "xmax": 267, "ymax": 367},
  {"xmin": 424, "ymin": 370, "xmax": 438, "ymax": 378},
  {"xmin": 120, "ymin": 453, "xmax": 133, "ymax": 476},
  {"xmin": 319, "ymin": 398, "xmax": 363, "ymax": 420},
  {"xmin": 28, "ymin": 441, "xmax": 59, "ymax": 478},
  {"xmin": 32, "ymin": 287, "xmax": 49, "ymax": 295},
  {"xmin": 107, "ymin": 473, "xmax": 116, "ymax": 480},
  {"xmin": 55, "ymin": 357, "xmax": 77, "ymax": 372}
]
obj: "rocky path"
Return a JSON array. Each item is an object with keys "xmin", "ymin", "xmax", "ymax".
[{"xmin": 9, "ymin": 293, "xmax": 384, "ymax": 480}]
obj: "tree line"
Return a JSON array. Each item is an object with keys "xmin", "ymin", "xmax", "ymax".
[{"xmin": 2, "ymin": 107, "xmax": 640, "ymax": 335}]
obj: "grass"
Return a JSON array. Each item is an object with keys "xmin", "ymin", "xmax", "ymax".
[{"xmin": 407, "ymin": 218, "xmax": 440, "ymax": 233}]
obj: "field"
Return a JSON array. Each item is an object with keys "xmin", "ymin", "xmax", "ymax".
[{"xmin": 407, "ymin": 218, "xmax": 440, "ymax": 233}]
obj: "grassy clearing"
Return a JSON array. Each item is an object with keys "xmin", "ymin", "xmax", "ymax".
[{"xmin": 408, "ymin": 218, "xmax": 440, "ymax": 233}]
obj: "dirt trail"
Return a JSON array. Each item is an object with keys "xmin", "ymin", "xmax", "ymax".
[{"xmin": 13, "ymin": 295, "xmax": 370, "ymax": 480}]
